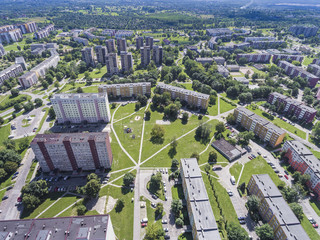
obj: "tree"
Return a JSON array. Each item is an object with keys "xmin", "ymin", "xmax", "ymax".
[
  {"xmin": 237, "ymin": 131, "xmax": 254, "ymax": 146},
  {"xmin": 81, "ymin": 179, "xmax": 101, "ymax": 198},
  {"xmin": 144, "ymin": 223, "xmax": 165, "ymax": 240},
  {"xmin": 56, "ymin": 72, "xmax": 64, "ymax": 81},
  {"xmin": 97, "ymin": 63, "xmax": 102, "ymax": 72},
  {"xmin": 48, "ymin": 107, "xmax": 56, "ymax": 119},
  {"xmin": 209, "ymin": 95, "xmax": 217, "ymax": 105},
  {"xmin": 170, "ymin": 137, "xmax": 178, "ymax": 149},
  {"xmin": 54, "ymin": 82, "xmax": 60, "ymax": 88},
  {"xmin": 0, "ymin": 117, "xmax": 3, "ymax": 126},
  {"xmin": 182, "ymin": 112, "xmax": 188, "ymax": 124},
  {"xmin": 282, "ymin": 186, "xmax": 300, "ymax": 203},
  {"xmin": 76, "ymin": 87, "xmax": 83, "ymax": 93},
  {"xmin": 312, "ymin": 122, "xmax": 320, "ymax": 140},
  {"xmin": 22, "ymin": 194, "xmax": 41, "ymax": 210},
  {"xmin": 256, "ymin": 224, "xmax": 274, "ymax": 240},
  {"xmin": 34, "ymin": 98, "xmax": 43, "ymax": 108},
  {"xmin": 77, "ymin": 205, "xmax": 87, "ymax": 215},
  {"xmin": 292, "ymin": 172, "xmax": 302, "ymax": 182},
  {"xmin": 21, "ymin": 180, "xmax": 48, "ymax": 199},
  {"xmin": 42, "ymin": 80, "xmax": 49, "ymax": 89},
  {"xmin": 208, "ymin": 151, "xmax": 217, "ymax": 163},
  {"xmin": 190, "ymin": 152, "xmax": 199, "ymax": 161},
  {"xmin": 0, "ymin": 169, "xmax": 7, "ymax": 180},
  {"xmin": 247, "ymin": 195, "xmax": 260, "ymax": 213},
  {"xmin": 150, "ymin": 172, "xmax": 162, "ymax": 190},
  {"xmin": 204, "ymin": 163, "xmax": 211, "ymax": 173},
  {"xmin": 123, "ymin": 172, "xmax": 135, "ymax": 186},
  {"xmin": 150, "ymin": 124, "xmax": 165, "ymax": 143},
  {"xmin": 11, "ymin": 89, "xmax": 19, "ymax": 97},
  {"xmin": 175, "ymin": 218, "xmax": 184, "ymax": 226},
  {"xmin": 145, "ymin": 110, "xmax": 151, "ymax": 120},
  {"xmin": 155, "ymin": 202, "xmax": 164, "ymax": 216},
  {"xmin": 195, "ymin": 123, "xmax": 212, "ymax": 141},
  {"xmin": 4, "ymin": 161, "xmax": 18, "ymax": 174},
  {"xmin": 23, "ymin": 101, "xmax": 34, "ymax": 112},
  {"xmin": 115, "ymin": 198, "xmax": 125, "ymax": 212},
  {"xmin": 19, "ymin": 137, "xmax": 29, "ymax": 151},
  {"xmin": 289, "ymin": 202, "xmax": 303, "ymax": 221},
  {"xmin": 14, "ymin": 103, "xmax": 23, "ymax": 112},
  {"xmin": 171, "ymin": 199, "xmax": 183, "ymax": 217},
  {"xmin": 87, "ymin": 173, "xmax": 98, "ymax": 181},
  {"xmin": 226, "ymin": 222, "xmax": 249, "ymax": 240},
  {"xmin": 0, "ymin": 149, "xmax": 22, "ymax": 163},
  {"xmin": 238, "ymin": 57, "xmax": 248, "ymax": 66},
  {"xmin": 171, "ymin": 159, "xmax": 179, "ymax": 169},
  {"xmin": 135, "ymin": 102, "xmax": 141, "ymax": 111},
  {"xmin": 177, "ymin": 72, "xmax": 187, "ymax": 81},
  {"xmin": 164, "ymin": 103, "xmax": 180, "ymax": 120},
  {"xmin": 215, "ymin": 121, "xmax": 225, "ymax": 133},
  {"xmin": 3, "ymin": 139, "xmax": 15, "ymax": 150}
]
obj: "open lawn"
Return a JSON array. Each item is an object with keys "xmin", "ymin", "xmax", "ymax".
[
  {"xmin": 220, "ymin": 92, "xmax": 239, "ymax": 104},
  {"xmin": 303, "ymin": 57, "xmax": 314, "ymax": 66},
  {"xmin": 220, "ymin": 98, "xmax": 236, "ymax": 114},
  {"xmin": 207, "ymin": 103, "xmax": 218, "ymax": 116},
  {"xmin": 0, "ymin": 94, "xmax": 31, "ymax": 114},
  {"xmin": 25, "ymin": 161, "xmax": 38, "ymax": 183},
  {"xmin": 311, "ymin": 150, "xmax": 320, "ymax": 160},
  {"xmin": 238, "ymin": 157, "xmax": 283, "ymax": 187},
  {"xmin": 78, "ymin": 66, "xmax": 108, "ymax": 79},
  {"xmin": 247, "ymin": 105, "xmax": 306, "ymax": 140},
  {"xmin": 229, "ymin": 162, "xmax": 243, "ymax": 182},
  {"xmin": 171, "ymin": 184, "xmax": 184, "ymax": 200},
  {"xmin": 113, "ymin": 103, "xmax": 138, "ymax": 121},
  {"xmin": 301, "ymin": 214, "xmax": 320, "ymax": 240},
  {"xmin": 100, "ymin": 185, "xmax": 134, "ymax": 240},
  {"xmin": 0, "ymin": 125, "xmax": 11, "ymax": 148},
  {"xmin": 310, "ymin": 199, "xmax": 320, "ymax": 217}
]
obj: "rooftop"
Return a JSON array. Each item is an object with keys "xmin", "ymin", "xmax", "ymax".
[
  {"xmin": 51, "ymin": 93, "xmax": 107, "ymax": 100},
  {"xmin": 252, "ymin": 174, "xmax": 282, "ymax": 198},
  {"xmin": 99, "ymin": 82, "xmax": 151, "ymax": 89},
  {"xmin": 157, "ymin": 83, "xmax": 210, "ymax": 100},
  {"xmin": 282, "ymin": 224, "xmax": 311, "ymax": 240},
  {"xmin": 211, "ymin": 138, "xmax": 241, "ymax": 161},
  {"xmin": 180, "ymin": 158, "xmax": 202, "ymax": 178}
]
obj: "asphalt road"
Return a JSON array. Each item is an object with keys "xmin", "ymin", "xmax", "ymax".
[{"xmin": 0, "ymin": 149, "xmax": 35, "ymax": 220}]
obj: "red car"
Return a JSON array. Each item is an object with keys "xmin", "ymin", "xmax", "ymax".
[
  {"xmin": 17, "ymin": 197, "xmax": 22, "ymax": 202},
  {"xmin": 313, "ymin": 224, "xmax": 318, "ymax": 228},
  {"xmin": 284, "ymin": 175, "xmax": 289, "ymax": 180},
  {"xmin": 141, "ymin": 223, "xmax": 147, "ymax": 228}
]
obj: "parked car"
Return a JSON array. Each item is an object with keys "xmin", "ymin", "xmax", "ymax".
[
  {"xmin": 274, "ymin": 169, "xmax": 280, "ymax": 174},
  {"xmin": 164, "ymin": 235, "xmax": 170, "ymax": 239},
  {"xmin": 152, "ymin": 195, "xmax": 158, "ymax": 200},
  {"xmin": 227, "ymin": 189, "xmax": 233, "ymax": 196},
  {"xmin": 284, "ymin": 175, "xmax": 289, "ymax": 180},
  {"xmin": 278, "ymin": 174, "xmax": 283, "ymax": 178},
  {"xmin": 239, "ymin": 220, "xmax": 246, "ymax": 225},
  {"xmin": 141, "ymin": 218, "xmax": 148, "ymax": 223},
  {"xmin": 308, "ymin": 217, "xmax": 316, "ymax": 224},
  {"xmin": 2, "ymin": 196, "xmax": 8, "ymax": 201},
  {"xmin": 151, "ymin": 202, "xmax": 156, "ymax": 208},
  {"xmin": 141, "ymin": 222, "xmax": 147, "ymax": 228},
  {"xmin": 140, "ymin": 203, "xmax": 145, "ymax": 208},
  {"xmin": 162, "ymin": 219, "xmax": 168, "ymax": 224},
  {"xmin": 238, "ymin": 217, "xmax": 245, "ymax": 220},
  {"xmin": 163, "ymin": 228, "xmax": 169, "ymax": 232},
  {"xmin": 257, "ymin": 151, "xmax": 261, "ymax": 155},
  {"xmin": 6, "ymin": 186, "xmax": 13, "ymax": 191},
  {"xmin": 284, "ymin": 170, "xmax": 289, "ymax": 175},
  {"xmin": 313, "ymin": 223, "xmax": 318, "ymax": 228},
  {"xmin": 263, "ymin": 155, "xmax": 267, "ymax": 159}
]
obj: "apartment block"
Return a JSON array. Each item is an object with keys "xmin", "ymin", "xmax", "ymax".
[
  {"xmin": 117, "ymin": 38, "xmax": 127, "ymax": 53},
  {"xmin": 278, "ymin": 60, "xmax": 319, "ymax": 88},
  {"xmin": 308, "ymin": 64, "xmax": 320, "ymax": 78},
  {"xmin": 18, "ymin": 21, "xmax": 37, "ymax": 34},
  {"xmin": 106, "ymin": 39, "xmax": 116, "ymax": 53},
  {"xmin": 0, "ymin": 62, "xmax": 24, "ymax": 86},
  {"xmin": 136, "ymin": 36, "xmax": 144, "ymax": 50},
  {"xmin": 140, "ymin": 46, "xmax": 151, "ymax": 67},
  {"xmin": 237, "ymin": 54, "xmax": 271, "ymax": 63},
  {"xmin": 272, "ymin": 54, "xmax": 304, "ymax": 63},
  {"xmin": 81, "ymin": 47, "xmax": 95, "ymax": 66},
  {"xmin": 73, "ymin": 37, "xmax": 89, "ymax": 46},
  {"xmin": 98, "ymin": 82, "xmax": 151, "ymax": 98},
  {"xmin": 106, "ymin": 53, "xmax": 119, "ymax": 75},
  {"xmin": 51, "ymin": 93, "xmax": 111, "ymax": 124},
  {"xmin": 212, "ymin": 57, "xmax": 225, "ymax": 65},
  {"xmin": 19, "ymin": 50, "xmax": 60, "ymax": 88},
  {"xmin": 180, "ymin": 158, "xmax": 221, "ymax": 240},
  {"xmin": 248, "ymin": 174, "xmax": 310, "ymax": 240},
  {"xmin": 195, "ymin": 57, "xmax": 213, "ymax": 65},
  {"xmin": 208, "ymin": 37, "xmax": 217, "ymax": 49},
  {"xmin": 31, "ymin": 132, "xmax": 113, "ymax": 172},
  {"xmin": 0, "ymin": 215, "xmax": 116, "ymax": 240},
  {"xmin": 145, "ymin": 36, "xmax": 154, "ymax": 50},
  {"xmin": 217, "ymin": 65, "xmax": 230, "ymax": 77},
  {"xmin": 250, "ymin": 41, "xmax": 286, "ymax": 49},
  {"xmin": 233, "ymin": 107, "xmax": 286, "ymax": 147},
  {"xmin": 120, "ymin": 51, "xmax": 133, "ymax": 73},
  {"xmin": 206, "ymin": 28, "xmax": 233, "ymax": 36},
  {"xmin": 157, "ymin": 83, "xmax": 209, "ymax": 109},
  {"xmin": 95, "ymin": 45, "xmax": 108, "ymax": 65},
  {"xmin": 0, "ymin": 44, "xmax": 5, "ymax": 57},
  {"xmin": 244, "ymin": 37, "xmax": 276, "ymax": 42},
  {"xmin": 0, "ymin": 25, "xmax": 15, "ymax": 33},
  {"xmin": 0, "ymin": 28, "xmax": 23, "ymax": 44},
  {"xmin": 35, "ymin": 24, "xmax": 54, "ymax": 39},
  {"xmin": 267, "ymin": 92, "xmax": 317, "ymax": 123},
  {"xmin": 313, "ymin": 58, "xmax": 320, "ymax": 66},
  {"xmin": 282, "ymin": 141, "xmax": 320, "ymax": 200},
  {"xmin": 289, "ymin": 25, "xmax": 319, "ymax": 37},
  {"xmin": 115, "ymin": 30, "xmax": 133, "ymax": 38},
  {"xmin": 152, "ymin": 45, "xmax": 163, "ymax": 65}
]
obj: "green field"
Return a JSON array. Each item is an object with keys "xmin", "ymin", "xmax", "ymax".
[
  {"xmin": 78, "ymin": 66, "xmax": 108, "ymax": 79},
  {"xmin": 229, "ymin": 162, "xmax": 243, "ymax": 182},
  {"xmin": 220, "ymin": 98, "xmax": 236, "ymax": 114},
  {"xmin": 303, "ymin": 57, "xmax": 314, "ymax": 66},
  {"xmin": 0, "ymin": 94, "xmax": 31, "ymax": 114},
  {"xmin": 301, "ymin": 214, "xmax": 320, "ymax": 240},
  {"xmin": 25, "ymin": 161, "xmax": 38, "ymax": 183},
  {"xmin": 310, "ymin": 199, "xmax": 320, "ymax": 217},
  {"xmin": 0, "ymin": 125, "xmax": 11, "ymax": 148},
  {"xmin": 113, "ymin": 103, "xmax": 137, "ymax": 121}
]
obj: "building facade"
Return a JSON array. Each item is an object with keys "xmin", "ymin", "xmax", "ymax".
[
  {"xmin": 140, "ymin": 46, "xmax": 151, "ymax": 67},
  {"xmin": 117, "ymin": 38, "xmax": 127, "ymax": 53},
  {"xmin": 237, "ymin": 54, "xmax": 271, "ymax": 63},
  {"xmin": 136, "ymin": 36, "xmax": 144, "ymax": 51},
  {"xmin": 206, "ymin": 28, "xmax": 233, "ymax": 36},
  {"xmin": 73, "ymin": 37, "xmax": 89, "ymax": 46},
  {"xmin": 51, "ymin": 93, "xmax": 111, "ymax": 124},
  {"xmin": 81, "ymin": 47, "xmax": 95, "ymax": 67},
  {"xmin": 106, "ymin": 53, "xmax": 119, "ymax": 75},
  {"xmin": 248, "ymin": 174, "xmax": 310, "ymax": 240},
  {"xmin": 0, "ymin": 28, "xmax": 23, "ymax": 43},
  {"xmin": 282, "ymin": 141, "xmax": 320, "ymax": 200},
  {"xmin": 0, "ymin": 44, "xmax": 5, "ymax": 57},
  {"xmin": 272, "ymin": 54, "xmax": 304, "ymax": 63},
  {"xmin": 0, "ymin": 62, "xmax": 24, "ymax": 86},
  {"xmin": 157, "ymin": 83, "xmax": 209, "ymax": 109},
  {"xmin": 180, "ymin": 158, "xmax": 221, "ymax": 240},
  {"xmin": 98, "ymin": 82, "xmax": 151, "ymax": 98},
  {"xmin": 195, "ymin": 57, "xmax": 213, "ymax": 65},
  {"xmin": 233, "ymin": 107, "xmax": 286, "ymax": 147},
  {"xmin": 289, "ymin": 25, "xmax": 319, "ymax": 37},
  {"xmin": 145, "ymin": 36, "xmax": 154, "ymax": 50},
  {"xmin": 18, "ymin": 21, "xmax": 37, "ymax": 34},
  {"xmin": 95, "ymin": 45, "xmax": 108, "ymax": 65},
  {"xmin": 268, "ymin": 92, "xmax": 317, "ymax": 123},
  {"xmin": 31, "ymin": 132, "xmax": 113, "ymax": 172},
  {"xmin": 152, "ymin": 45, "xmax": 163, "ymax": 65},
  {"xmin": 120, "ymin": 51, "xmax": 133, "ymax": 73},
  {"xmin": 35, "ymin": 24, "xmax": 54, "ymax": 39},
  {"xmin": 106, "ymin": 39, "xmax": 116, "ymax": 53}
]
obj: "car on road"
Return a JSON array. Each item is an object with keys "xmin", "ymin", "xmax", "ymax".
[
  {"xmin": 278, "ymin": 174, "xmax": 283, "ymax": 178},
  {"xmin": 151, "ymin": 202, "xmax": 156, "ymax": 208},
  {"xmin": 165, "ymin": 168, "xmax": 168, "ymax": 174},
  {"xmin": 6, "ymin": 186, "xmax": 13, "ymax": 191},
  {"xmin": 2, "ymin": 196, "xmax": 8, "ymax": 200},
  {"xmin": 284, "ymin": 175, "xmax": 289, "ymax": 180},
  {"xmin": 274, "ymin": 169, "xmax": 280, "ymax": 174},
  {"xmin": 257, "ymin": 151, "xmax": 261, "ymax": 155},
  {"xmin": 11, "ymin": 175, "xmax": 17, "ymax": 180},
  {"xmin": 284, "ymin": 170, "xmax": 289, "ymax": 175},
  {"xmin": 238, "ymin": 217, "xmax": 245, "ymax": 220},
  {"xmin": 239, "ymin": 220, "xmax": 246, "ymax": 225},
  {"xmin": 164, "ymin": 187, "xmax": 167, "ymax": 192},
  {"xmin": 227, "ymin": 189, "xmax": 233, "ymax": 196},
  {"xmin": 263, "ymin": 155, "xmax": 267, "ymax": 158},
  {"xmin": 163, "ymin": 228, "xmax": 168, "ymax": 232},
  {"xmin": 162, "ymin": 219, "xmax": 168, "ymax": 224},
  {"xmin": 313, "ymin": 223, "xmax": 319, "ymax": 228},
  {"xmin": 141, "ymin": 223, "xmax": 147, "ymax": 228},
  {"xmin": 230, "ymin": 176, "xmax": 236, "ymax": 185},
  {"xmin": 308, "ymin": 217, "xmax": 316, "ymax": 224},
  {"xmin": 152, "ymin": 195, "xmax": 158, "ymax": 200},
  {"xmin": 164, "ymin": 235, "xmax": 170, "ymax": 239}
]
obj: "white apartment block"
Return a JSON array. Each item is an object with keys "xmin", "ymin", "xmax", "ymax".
[
  {"xmin": 0, "ymin": 63, "xmax": 24, "ymax": 86},
  {"xmin": 51, "ymin": 93, "xmax": 111, "ymax": 124},
  {"xmin": 35, "ymin": 24, "xmax": 54, "ymax": 39},
  {"xmin": 31, "ymin": 132, "xmax": 113, "ymax": 172},
  {"xmin": 0, "ymin": 29, "xmax": 23, "ymax": 44}
]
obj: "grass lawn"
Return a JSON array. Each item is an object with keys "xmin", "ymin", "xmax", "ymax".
[
  {"xmin": 100, "ymin": 185, "xmax": 134, "ymax": 240},
  {"xmin": 113, "ymin": 103, "xmax": 138, "ymax": 121},
  {"xmin": 82, "ymin": 86, "xmax": 99, "ymax": 93},
  {"xmin": 311, "ymin": 150, "xmax": 320, "ymax": 160},
  {"xmin": 0, "ymin": 94, "xmax": 31, "ymax": 114},
  {"xmin": 25, "ymin": 161, "xmax": 38, "ymax": 183},
  {"xmin": 229, "ymin": 162, "xmax": 243, "ymax": 182},
  {"xmin": 171, "ymin": 184, "xmax": 184, "ymax": 200},
  {"xmin": 0, "ymin": 125, "xmax": 11, "ymax": 148},
  {"xmin": 220, "ymin": 98, "xmax": 236, "ymax": 114},
  {"xmin": 145, "ymin": 198, "xmax": 163, "ymax": 226},
  {"xmin": 303, "ymin": 57, "xmax": 314, "ymax": 66},
  {"xmin": 310, "ymin": 199, "xmax": 320, "ymax": 217},
  {"xmin": 78, "ymin": 66, "xmax": 107, "ymax": 79},
  {"xmin": 207, "ymin": 103, "xmax": 218, "ymax": 116},
  {"xmin": 113, "ymin": 111, "xmax": 144, "ymax": 161},
  {"xmin": 238, "ymin": 157, "xmax": 283, "ymax": 187},
  {"xmin": 36, "ymin": 108, "xmax": 49, "ymax": 133},
  {"xmin": 178, "ymin": 83, "xmax": 193, "ymax": 91},
  {"xmin": 246, "ymin": 105, "xmax": 306, "ymax": 140},
  {"xmin": 220, "ymin": 92, "xmax": 239, "ymax": 104},
  {"xmin": 301, "ymin": 214, "xmax": 320, "ymax": 240},
  {"xmin": 39, "ymin": 194, "xmax": 80, "ymax": 218},
  {"xmin": 21, "ymin": 192, "xmax": 64, "ymax": 219}
]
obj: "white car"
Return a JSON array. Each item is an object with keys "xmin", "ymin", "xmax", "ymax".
[
  {"xmin": 164, "ymin": 187, "xmax": 167, "ymax": 192},
  {"xmin": 162, "ymin": 219, "xmax": 168, "ymax": 224},
  {"xmin": 227, "ymin": 190, "xmax": 233, "ymax": 196},
  {"xmin": 263, "ymin": 155, "xmax": 267, "ymax": 158}
]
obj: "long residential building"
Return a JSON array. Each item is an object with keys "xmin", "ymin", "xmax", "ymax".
[
  {"xmin": 0, "ymin": 215, "xmax": 116, "ymax": 240},
  {"xmin": 180, "ymin": 158, "xmax": 221, "ymax": 240},
  {"xmin": 81, "ymin": 47, "xmax": 95, "ymax": 66},
  {"xmin": 233, "ymin": 107, "xmax": 286, "ymax": 147},
  {"xmin": 18, "ymin": 21, "xmax": 37, "ymax": 34},
  {"xmin": 31, "ymin": 132, "xmax": 113, "ymax": 172},
  {"xmin": 19, "ymin": 50, "xmax": 60, "ymax": 88},
  {"xmin": 35, "ymin": 24, "xmax": 54, "ymax": 39},
  {"xmin": 250, "ymin": 41, "xmax": 286, "ymax": 49},
  {"xmin": 272, "ymin": 54, "xmax": 304, "ymax": 63},
  {"xmin": 244, "ymin": 37, "xmax": 276, "ymax": 42},
  {"xmin": 307, "ymin": 64, "xmax": 320, "ymax": 78},
  {"xmin": 98, "ymin": 82, "xmax": 151, "ymax": 98},
  {"xmin": 73, "ymin": 37, "xmax": 89, "ymax": 46},
  {"xmin": 278, "ymin": 60, "xmax": 319, "ymax": 88},
  {"xmin": 95, "ymin": 45, "xmax": 108, "ymax": 65},
  {"xmin": 267, "ymin": 92, "xmax": 317, "ymax": 123},
  {"xmin": 289, "ymin": 25, "xmax": 319, "ymax": 37},
  {"xmin": 248, "ymin": 174, "xmax": 310, "ymax": 240},
  {"xmin": 0, "ymin": 28, "xmax": 23, "ymax": 43},
  {"xmin": 0, "ymin": 44, "xmax": 5, "ymax": 57},
  {"xmin": 157, "ymin": 83, "xmax": 209, "ymax": 109},
  {"xmin": 237, "ymin": 54, "xmax": 271, "ymax": 63},
  {"xmin": 51, "ymin": 93, "xmax": 111, "ymax": 124},
  {"xmin": 0, "ymin": 60, "xmax": 24, "ymax": 85},
  {"xmin": 206, "ymin": 28, "xmax": 233, "ymax": 36},
  {"xmin": 283, "ymin": 140, "xmax": 320, "ymax": 200}
]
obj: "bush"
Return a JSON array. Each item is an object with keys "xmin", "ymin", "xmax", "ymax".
[{"xmin": 77, "ymin": 205, "xmax": 87, "ymax": 215}]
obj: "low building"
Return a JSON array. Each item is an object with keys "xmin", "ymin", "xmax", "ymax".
[
  {"xmin": 31, "ymin": 132, "xmax": 113, "ymax": 172},
  {"xmin": 180, "ymin": 158, "xmax": 221, "ymax": 240},
  {"xmin": 237, "ymin": 54, "xmax": 271, "ymax": 63},
  {"xmin": 282, "ymin": 141, "xmax": 320, "ymax": 200},
  {"xmin": 99, "ymin": 82, "xmax": 151, "ymax": 98},
  {"xmin": 217, "ymin": 65, "xmax": 229, "ymax": 77},
  {"xmin": 253, "ymin": 64, "xmax": 266, "ymax": 71},
  {"xmin": 211, "ymin": 138, "xmax": 241, "ymax": 161},
  {"xmin": 234, "ymin": 107, "xmax": 286, "ymax": 147},
  {"xmin": 0, "ymin": 215, "xmax": 116, "ymax": 240},
  {"xmin": 248, "ymin": 174, "xmax": 310, "ymax": 240},
  {"xmin": 207, "ymin": 28, "xmax": 233, "ymax": 37},
  {"xmin": 73, "ymin": 37, "xmax": 89, "ymax": 46},
  {"xmin": 0, "ymin": 60, "xmax": 24, "ymax": 85},
  {"xmin": 195, "ymin": 57, "xmax": 213, "ymax": 65},
  {"xmin": 51, "ymin": 93, "xmax": 111, "ymax": 124},
  {"xmin": 245, "ymin": 37, "xmax": 276, "ymax": 42},
  {"xmin": 35, "ymin": 24, "xmax": 54, "ymax": 39},
  {"xmin": 250, "ymin": 41, "xmax": 286, "ymax": 49},
  {"xmin": 307, "ymin": 64, "xmax": 320, "ymax": 78},
  {"xmin": 313, "ymin": 58, "xmax": 320, "ymax": 66},
  {"xmin": 234, "ymin": 77, "xmax": 249, "ymax": 85},
  {"xmin": 157, "ymin": 83, "xmax": 209, "ymax": 109},
  {"xmin": 212, "ymin": 57, "xmax": 225, "ymax": 65},
  {"xmin": 226, "ymin": 64, "xmax": 240, "ymax": 72},
  {"xmin": 272, "ymin": 54, "xmax": 304, "ymax": 63},
  {"xmin": 267, "ymin": 92, "xmax": 317, "ymax": 123}
]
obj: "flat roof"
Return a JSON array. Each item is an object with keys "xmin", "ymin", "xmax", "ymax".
[
  {"xmin": 282, "ymin": 224, "xmax": 311, "ymax": 240},
  {"xmin": 252, "ymin": 174, "xmax": 283, "ymax": 198},
  {"xmin": 0, "ymin": 215, "xmax": 110, "ymax": 240},
  {"xmin": 99, "ymin": 82, "xmax": 151, "ymax": 89},
  {"xmin": 180, "ymin": 158, "xmax": 202, "ymax": 178},
  {"xmin": 211, "ymin": 138, "xmax": 241, "ymax": 161},
  {"xmin": 51, "ymin": 93, "xmax": 107, "ymax": 100},
  {"xmin": 31, "ymin": 132, "xmax": 109, "ymax": 145},
  {"xmin": 157, "ymin": 83, "xmax": 209, "ymax": 99}
]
